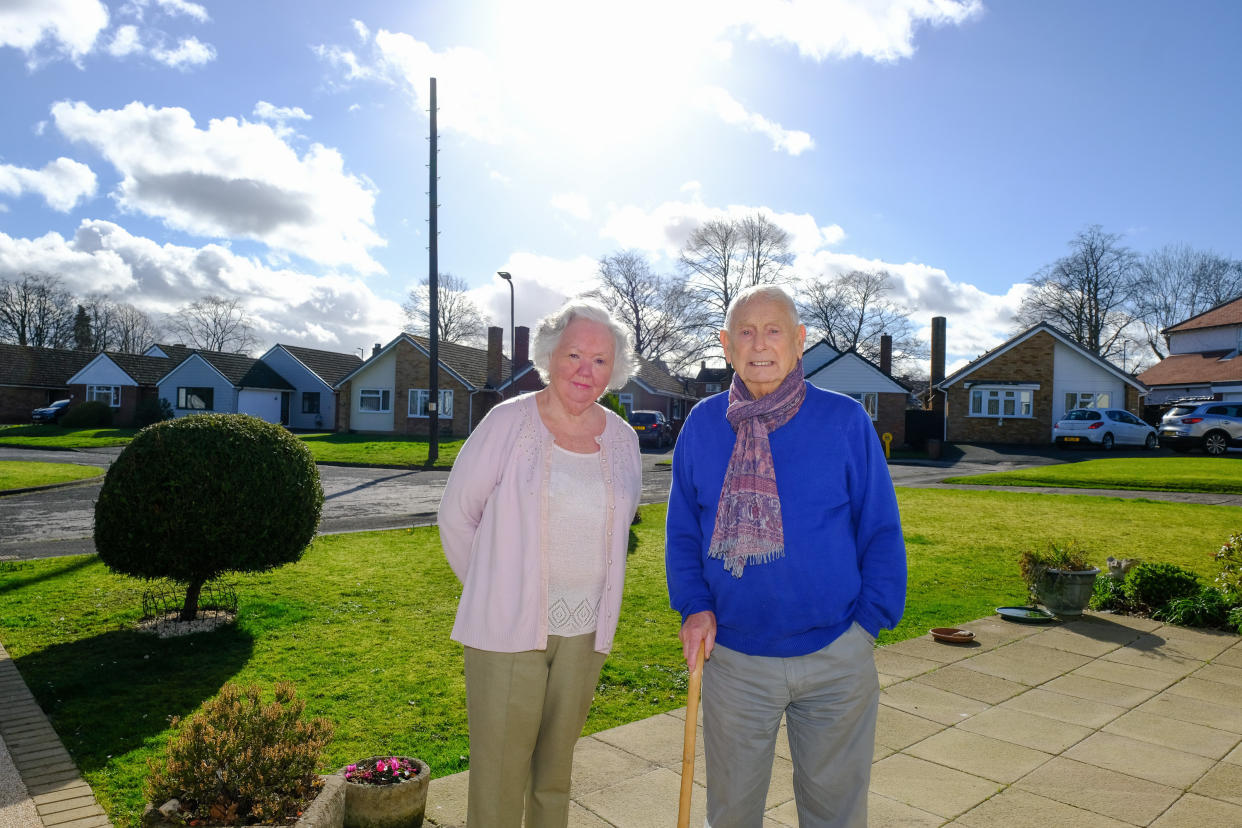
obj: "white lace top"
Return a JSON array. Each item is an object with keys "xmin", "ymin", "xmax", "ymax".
[{"xmin": 546, "ymin": 443, "xmax": 608, "ymax": 636}]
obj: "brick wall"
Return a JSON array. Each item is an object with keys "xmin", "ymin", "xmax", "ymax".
[
  {"xmin": 392, "ymin": 339, "xmax": 469, "ymax": 437},
  {"xmin": 0, "ymin": 387, "xmax": 63, "ymax": 423},
  {"xmin": 945, "ymin": 331, "xmax": 1056, "ymax": 444},
  {"xmin": 875, "ymin": 392, "xmax": 907, "ymax": 447}
]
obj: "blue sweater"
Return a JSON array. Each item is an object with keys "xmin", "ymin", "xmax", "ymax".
[{"xmin": 665, "ymin": 385, "xmax": 907, "ymax": 657}]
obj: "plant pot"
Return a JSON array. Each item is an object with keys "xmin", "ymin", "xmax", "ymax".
[
  {"xmin": 1037, "ymin": 567, "xmax": 1100, "ymax": 618},
  {"xmin": 142, "ymin": 774, "xmax": 345, "ymax": 827},
  {"xmin": 340, "ymin": 757, "xmax": 430, "ymax": 828}
]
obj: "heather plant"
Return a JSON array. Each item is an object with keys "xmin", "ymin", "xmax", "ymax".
[
  {"xmin": 1213, "ymin": 532, "xmax": 1242, "ymax": 600},
  {"xmin": 147, "ymin": 681, "xmax": 333, "ymax": 825},
  {"xmin": 1121, "ymin": 562, "xmax": 1200, "ymax": 611}
]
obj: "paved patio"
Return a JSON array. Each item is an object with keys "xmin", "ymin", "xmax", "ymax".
[{"xmin": 3, "ymin": 611, "xmax": 1242, "ymax": 827}]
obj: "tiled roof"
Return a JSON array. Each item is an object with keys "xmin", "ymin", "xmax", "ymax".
[
  {"xmin": 1164, "ymin": 296, "xmax": 1242, "ymax": 334},
  {"xmin": 194, "ymin": 351, "xmax": 294, "ymax": 390},
  {"xmin": 149, "ymin": 343, "xmax": 194, "ymax": 361},
  {"xmin": 1136, "ymin": 350, "xmax": 1242, "ymax": 387},
  {"xmin": 633, "ymin": 356, "xmax": 695, "ymax": 397},
  {"xmin": 0, "ymin": 344, "xmax": 94, "ymax": 388},
  {"xmin": 104, "ymin": 352, "xmax": 174, "ymax": 386},
  {"xmin": 409, "ymin": 335, "xmax": 511, "ymax": 388},
  {"xmin": 279, "ymin": 344, "xmax": 363, "ymax": 386},
  {"xmin": 694, "ymin": 365, "xmax": 731, "ymax": 383}
]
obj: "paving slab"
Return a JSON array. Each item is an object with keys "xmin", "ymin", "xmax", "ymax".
[
  {"xmin": 1013, "ymin": 755, "xmax": 1182, "ymax": 825},
  {"xmin": 869, "ymin": 753, "xmax": 1000, "ymax": 819},
  {"xmin": 903, "ymin": 727, "xmax": 1053, "ymax": 784},
  {"xmin": 860, "ymin": 793, "xmax": 944, "ymax": 827},
  {"xmin": 912, "ymin": 662, "xmax": 1028, "ymax": 705},
  {"xmin": 997, "ymin": 686, "xmax": 1127, "ymax": 729},
  {"xmin": 958, "ymin": 642, "xmax": 1091, "ymax": 686},
  {"xmin": 879, "ymin": 681, "xmax": 990, "ymax": 726},
  {"xmin": 1063, "ymin": 731, "xmax": 1216, "ymax": 788},
  {"xmin": 874, "ymin": 704, "xmax": 946, "ymax": 752},
  {"xmin": 1161, "ymin": 674, "xmax": 1242, "ymax": 708},
  {"xmin": 1071, "ymin": 657, "xmax": 1181, "ymax": 692},
  {"xmin": 1148, "ymin": 792, "xmax": 1242, "ymax": 827},
  {"xmin": 955, "ymin": 705, "xmax": 1093, "ymax": 754},
  {"xmin": 1136, "ymin": 688, "xmax": 1242, "ymax": 734},
  {"xmin": 1193, "ymin": 661, "xmax": 1242, "ymax": 688},
  {"xmin": 1213, "ymin": 641, "xmax": 1242, "ymax": 669},
  {"xmin": 1102, "ymin": 709, "xmax": 1242, "ymax": 759},
  {"xmin": 952, "ymin": 786, "xmax": 1134, "ymax": 828},
  {"xmin": 1189, "ymin": 760, "xmax": 1242, "ymax": 807}
]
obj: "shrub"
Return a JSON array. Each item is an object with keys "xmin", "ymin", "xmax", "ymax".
[
  {"xmin": 1154, "ymin": 585, "xmax": 1232, "ymax": 629},
  {"xmin": 600, "ymin": 393, "xmax": 627, "ymax": 420},
  {"xmin": 1122, "ymin": 562, "xmax": 1200, "ymax": 611},
  {"xmin": 1213, "ymin": 532, "xmax": 1242, "ymax": 600},
  {"xmin": 134, "ymin": 396, "xmax": 175, "ymax": 428},
  {"xmin": 59, "ymin": 399, "xmax": 113, "ymax": 428},
  {"xmin": 1090, "ymin": 575, "xmax": 1130, "ymax": 612},
  {"xmin": 147, "ymin": 681, "xmax": 333, "ymax": 825},
  {"xmin": 1229, "ymin": 606, "xmax": 1242, "ymax": 635},
  {"xmin": 94, "ymin": 414, "xmax": 323, "ymax": 620}
]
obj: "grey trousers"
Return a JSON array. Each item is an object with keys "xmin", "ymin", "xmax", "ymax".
[
  {"xmin": 702, "ymin": 623, "xmax": 880, "ymax": 828},
  {"xmin": 463, "ymin": 634, "xmax": 607, "ymax": 828}
]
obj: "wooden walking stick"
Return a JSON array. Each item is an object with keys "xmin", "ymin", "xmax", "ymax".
[{"xmin": 677, "ymin": 640, "xmax": 705, "ymax": 828}]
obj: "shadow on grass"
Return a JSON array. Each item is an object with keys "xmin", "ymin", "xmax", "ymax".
[
  {"xmin": 14, "ymin": 623, "xmax": 255, "ymax": 773},
  {"xmin": 0, "ymin": 556, "xmax": 98, "ymax": 595}
]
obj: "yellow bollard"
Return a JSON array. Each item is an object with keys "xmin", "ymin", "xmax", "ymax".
[{"xmin": 881, "ymin": 432, "xmax": 892, "ymax": 460}]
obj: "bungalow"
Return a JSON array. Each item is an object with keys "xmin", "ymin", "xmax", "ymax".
[
  {"xmin": 65, "ymin": 352, "xmax": 173, "ymax": 426},
  {"xmin": 1137, "ymin": 295, "xmax": 1242, "ymax": 405},
  {"xmin": 934, "ymin": 322, "xmax": 1147, "ymax": 445},
  {"xmin": 258, "ymin": 344, "xmax": 362, "ymax": 431},
  {"xmin": 804, "ymin": 338, "xmax": 911, "ymax": 447},
  {"xmin": 615, "ymin": 357, "xmax": 698, "ymax": 432},
  {"xmin": 157, "ymin": 351, "xmax": 294, "ymax": 424},
  {"xmin": 688, "ymin": 362, "xmax": 731, "ymax": 399},
  {"xmin": 0, "ymin": 344, "xmax": 92, "ymax": 423}
]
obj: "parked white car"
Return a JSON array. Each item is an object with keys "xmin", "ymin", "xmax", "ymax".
[{"xmin": 1053, "ymin": 408, "xmax": 1158, "ymax": 450}]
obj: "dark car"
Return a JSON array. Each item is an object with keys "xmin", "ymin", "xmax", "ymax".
[
  {"xmin": 31, "ymin": 399, "xmax": 72, "ymax": 424},
  {"xmin": 629, "ymin": 410, "xmax": 672, "ymax": 448}
]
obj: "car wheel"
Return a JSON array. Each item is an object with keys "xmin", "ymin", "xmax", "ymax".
[
  {"xmin": 1203, "ymin": 431, "xmax": 1229, "ymax": 457},
  {"xmin": 1144, "ymin": 433, "xmax": 1157, "ymax": 450},
  {"xmin": 1100, "ymin": 433, "xmax": 1114, "ymax": 451}
]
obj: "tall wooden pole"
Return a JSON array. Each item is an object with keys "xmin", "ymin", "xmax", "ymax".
[{"xmin": 428, "ymin": 77, "xmax": 439, "ymax": 464}]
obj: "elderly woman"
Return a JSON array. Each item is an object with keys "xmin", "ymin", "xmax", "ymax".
[
  {"xmin": 666, "ymin": 285, "xmax": 906, "ymax": 828},
  {"xmin": 438, "ymin": 298, "xmax": 641, "ymax": 828}
]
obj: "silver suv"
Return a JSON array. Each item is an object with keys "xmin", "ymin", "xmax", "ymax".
[{"xmin": 1159, "ymin": 401, "xmax": 1242, "ymax": 456}]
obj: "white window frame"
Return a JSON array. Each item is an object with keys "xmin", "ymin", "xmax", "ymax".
[
  {"xmin": 618, "ymin": 393, "xmax": 634, "ymax": 417},
  {"xmin": 87, "ymin": 385, "xmax": 120, "ymax": 407},
  {"xmin": 672, "ymin": 399, "xmax": 683, "ymax": 420},
  {"xmin": 969, "ymin": 385, "xmax": 1035, "ymax": 418},
  {"xmin": 849, "ymin": 392, "xmax": 878, "ymax": 420},
  {"xmin": 176, "ymin": 386, "xmax": 214, "ymax": 411},
  {"xmin": 1064, "ymin": 392, "xmax": 1109, "ymax": 411},
  {"xmin": 705, "ymin": 383, "xmax": 721, "ymax": 393},
  {"xmin": 408, "ymin": 388, "xmax": 454, "ymax": 418},
  {"xmin": 358, "ymin": 388, "xmax": 391, "ymax": 413}
]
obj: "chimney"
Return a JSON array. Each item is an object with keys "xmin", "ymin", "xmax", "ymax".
[
  {"xmin": 372, "ymin": 342, "xmax": 382, "ymax": 358},
  {"xmin": 880, "ymin": 334, "xmax": 893, "ymax": 376},
  {"xmin": 486, "ymin": 326, "xmax": 502, "ymax": 387},
  {"xmin": 514, "ymin": 325, "xmax": 530, "ymax": 368},
  {"xmin": 930, "ymin": 317, "xmax": 946, "ymax": 386}
]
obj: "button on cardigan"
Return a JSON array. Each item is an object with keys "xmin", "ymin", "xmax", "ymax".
[{"xmin": 438, "ymin": 392, "xmax": 642, "ymax": 654}]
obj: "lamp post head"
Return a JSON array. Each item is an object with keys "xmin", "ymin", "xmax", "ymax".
[{"xmin": 497, "ymin": 271, "xmax": 512, "ymax": 282}]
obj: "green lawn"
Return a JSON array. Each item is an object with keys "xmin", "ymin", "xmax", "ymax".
[
  {"xmin": 0, "ymin": 424, "xmax": 138, "ymax": 448},
  {"xmin": 943, "ymin": 456, "xmax": 1242, "ymax": 495},
  {"xmin": 0, "ymin": 461, "xmax": 103, "ymax": 491},
  {"xmin": 1, "ymin": 492, "xmax": 1239, "ymax": 826}
]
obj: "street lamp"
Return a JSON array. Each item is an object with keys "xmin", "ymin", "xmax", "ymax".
[{"xmin": 497, "ymin": 271, "xmax": 514, "ymax": 378}]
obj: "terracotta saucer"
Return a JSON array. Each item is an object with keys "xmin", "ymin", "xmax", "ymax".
[{"xmin": 929, "ymin": 627, "xmax": 975, "ymax": 644}]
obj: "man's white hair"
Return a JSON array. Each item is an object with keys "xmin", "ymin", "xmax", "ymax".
[{"xmin": 724, "ymin": 284, "xmax": 800, "ymax": 333}]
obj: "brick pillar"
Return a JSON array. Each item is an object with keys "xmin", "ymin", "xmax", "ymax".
[
  {"xmin": 880, "ymin": 334, "xmax": 892, "ymax": 375},
  {"xmin": 486, "ymin": 326, "xmax": 503, "ymax": 387},
  {"xmin": 514, "ymin": 326, "xmax": 530, "ymax": 368}
]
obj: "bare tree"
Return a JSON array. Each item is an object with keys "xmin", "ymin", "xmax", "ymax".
[
  {"xmin": 798, "ymin": 269, "xmax": 924, "ymax": 373},
  {"xmin": 1132, "ymin": 245, "xmax": 1242, "ymax": 360},
  {"xmin": 1013, "ymin": 224, "xmax": 1137, "ymax": 358},
  {"xmin": 402, "ymin": 272, "xmax": 488, "ymax": 345},
  {"xmin": 0, "ymin": 271, "xmax": 76, "ymax": 348},
  {"xmin": 680, "ymin": 212, "xmax": 792, "ymax": 351},
  {"xmin": 113, "ymin": 302, "xmax": 162, "ymax": 353},
  {"xmin": 166, "ymin": 295, "xmax": 260, "ymax": 353},
  {"xmin": 592, "ymin": 250, "xmax": 702, "ymax": 372}
]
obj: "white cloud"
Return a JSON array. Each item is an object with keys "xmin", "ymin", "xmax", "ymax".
[
  {"xmin": 550, "ymin": 193, "xmax": 591, "ymax": 221},
  {"xmin": 51, "ymin": 100, "xmax": 386, "ymax": 273},
  {"xmin": 0, "ymin": 0, "xmax": 109, "ymax": 66},
  {"xmin": 480, "ymin": 253, "xmax": 602, "ymax": 347},
  {"xmin": 701, "ymin": 87, "xmax": 814, "ymax": 156},
  {"xmin": 0, "ymin": 220, "xmax": 404, "ymax": 352},
  {"xmin": 107, "ymin": 24, "xmax": 142, "ymax": 57},
  {"xmin": 150, "ymin": 35, "xmax": 214, "ymax": 68},
  {"xmin": 253, "ymin": 102, "xmax": 312, "ymax": 123},
  {"xmin": 154, "ymin": 0, "xmax": 208, "ymax": 23},
  {"xmin": 351, "ymin": 18, "xmax": 369, "ymax": 41},
  {"xmin": 0, "ymin": 157, "xmax": 97, "ymax": 211}
]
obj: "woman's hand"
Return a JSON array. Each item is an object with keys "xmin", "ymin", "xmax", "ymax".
[{"xmin": 679, "ymin": 610, "xmax": 716, "ymax": 670}]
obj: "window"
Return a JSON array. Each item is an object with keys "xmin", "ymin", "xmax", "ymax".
[
  {"xmin": 301, "ymin": 392, "xmax": 321, "ymax": 414},
  {"xmin": 177, "ymin": 387, "xmax": 214, "ymax": 410},
  {"xmin": 672, "ymin": 399, "xmax": 683, "ymax": 420},
  {"xmin": 705, "ymin": 383, "xmax": 721, "ymax": 393},
  {"xmin": 969, "ymin": 386, "xmax": 1034, "ymax": 418},
  {"xmin": 1065, "ymin": 392, "xmax": 1109, "ymax": 411},
  {"xmin": 87, "ymin": 385, "xmax": 120, "ymax": 407},
  {"xmin": 618, "ymin": 393, "xmax": 633, "ymax": 417},
  {"xmin": 409, "ymin": 388, "xmax": 454, "ymax": 418},
  {"xmin": 849, "ymin": 392, "xmax": 878, "ymax": 420},
  {"xmin": 358, "ymin": 388, "xmax": 391, "ymax": 412}
]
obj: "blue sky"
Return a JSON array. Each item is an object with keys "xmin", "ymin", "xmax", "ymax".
[{"xmin": 2, "ymin": 1, "xmax": 1240, "ymax": 371}]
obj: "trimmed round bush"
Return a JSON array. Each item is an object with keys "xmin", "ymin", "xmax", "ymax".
[
  {"xmin": 1122, "ymin": 562, "xmax": 1200, "ymax": 611},
  {"xmin": 60, "ymin": 399, "xmax": 113, "ymax": 428},
  {"xmin": 95, "ymin": 414, "xmax": 323, "ymax": 619}
]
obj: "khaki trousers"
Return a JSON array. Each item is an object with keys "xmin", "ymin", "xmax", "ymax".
[{"xmin": 464, "ymin": 634, "xmax": 606, "ymax": 828}]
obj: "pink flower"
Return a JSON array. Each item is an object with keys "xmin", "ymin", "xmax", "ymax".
[{"xmin": 375, "ymin": 759, "xmax": 387, "ymax": 773}]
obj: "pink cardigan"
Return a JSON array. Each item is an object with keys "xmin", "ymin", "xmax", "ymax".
[{"xmin": 438, "ymin": 393, "xmax": 641, "ymax": 654}]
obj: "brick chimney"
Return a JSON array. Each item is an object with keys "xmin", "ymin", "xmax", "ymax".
[
  {"xmin": 930, "ymin": 316, "xmax": 947, "ymax": 413},
  {"xmin": 372, "ymin": 342, "xmax": 382, "ymax": 358},
  {"xmin": 880, "ymin": 334, "xmax": 892, "ymax": 376},
  {"xmin": 514, "ymin": 325, "xmax": 530, "ymax": 368},
  {"xmin": 486, "ymin": 326, "xmax": 503, "ymax": 387}
]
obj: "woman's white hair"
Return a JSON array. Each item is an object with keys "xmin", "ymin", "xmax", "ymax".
[
  {"xmin": 724, "ymin": 284, "xmax": 800, "ymax": 332},
  {"xmin": 531, "ymin": 298, "xmax": 637, "ymax": 391}
]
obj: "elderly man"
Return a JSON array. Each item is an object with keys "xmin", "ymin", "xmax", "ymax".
[{"xmin": 666, "ymin": 285, "xmax": 906, "ymax": 827}]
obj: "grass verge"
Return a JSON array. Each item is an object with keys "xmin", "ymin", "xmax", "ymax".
[
  {"xmin": 0, "ymin": 461, "xmax": 103, "ymax": 491},
  {"xmin": 1, "ymin": 492, "xmax": 1239, "ymax": 826},
  {"xmin": 296, "ymin": 432, "xmax": 465, "ymax": 468},
  {"xmin": 943, "ymin": 456, "xmax": 1242, "ymax": 494},
  {"xmin": 0, "ymin": 424, "xmax": 137, "ymax": 448}
]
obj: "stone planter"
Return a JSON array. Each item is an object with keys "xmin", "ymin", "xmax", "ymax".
[
  {"xmin": 340, "ymin": 757, "xmax": 430, "ymax": 828},
  {"xmin": 1038, "ymin": 567, "xmax": 1100, "ymax": 618},
  {"xmin": 142, "ymin": 774, "xmax": 345, "ymax": 827}
]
